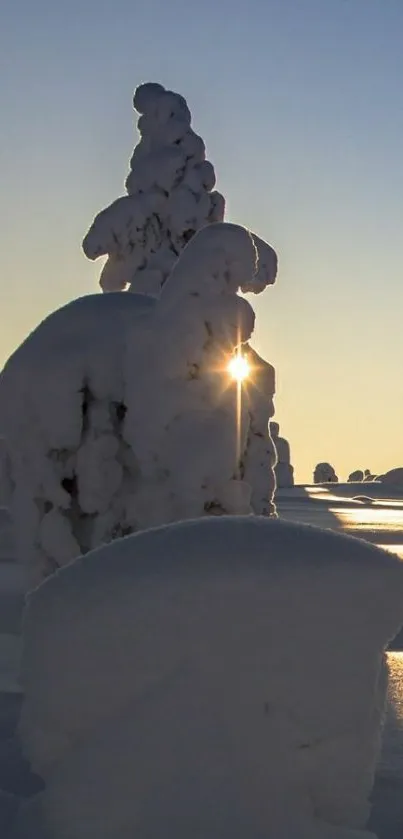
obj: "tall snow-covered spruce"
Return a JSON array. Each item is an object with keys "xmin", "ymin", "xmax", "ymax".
[
  {"xmin": 82, "ymin": 83, "xmax": 225, "ymax": 295},
  {"xmin": 0, "ymin": 221, "xmax": 278, "ymax": 584}
]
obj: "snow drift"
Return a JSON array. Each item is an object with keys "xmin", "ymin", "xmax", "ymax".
[
  {"xmin": 82, "ymin": 82, "xmax": 229, "ymax": 294},
  {"xmin": 16, "ymin": 516, "xmax": 403, "ymax": 839},
  {"xmin": 0, "ymin": 223, "xmax": 278, "ymax": 584}
]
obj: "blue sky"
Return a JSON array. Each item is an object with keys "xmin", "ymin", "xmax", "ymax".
[{"xmin": 1, "ymin": 0, "xmax": 402, "ymax": 481}]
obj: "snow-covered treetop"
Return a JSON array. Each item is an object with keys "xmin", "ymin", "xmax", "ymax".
[
  {"xmin": 20, "ymin": 515, "xmax": 403, "ymax": 838},
  {"xmin": 82, "ymin": 82, "xmax": 226, "ymax": 295}
]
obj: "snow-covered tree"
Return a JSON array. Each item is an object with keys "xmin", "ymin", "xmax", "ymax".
[
  {"xmin": 313, "ymin": 462, "xmax": 338, "ymax": 483},
  {"xmin": 269, "ymin": 421, "xmax": 294, "ymax": 488},
  {"xmin": 348, "ymin": 469, "xmax": 364, "ymax": 482},
  {"xmin": 0, "ymin": 223, "xmax": 278, "ymax": 584},
  {"xmin": 378, "ymin": 468, "xmax": 403, "ymax": 488},
  {"xmin": 82, "ymin": 83, "xmax": 225, "ymax": 295}
]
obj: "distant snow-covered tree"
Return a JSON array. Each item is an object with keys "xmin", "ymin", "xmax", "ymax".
[
  {"xmin": 270, "ymin": 421, "xmax": 294, "ymax": 488},
  {"xmin": 378, "ymin": 468, "xmax": 403, "ymax": 488},
  {"xmin": 313, "ymin": 462, "xmax": 338, "ymax": 484},
  {"xmin": 348, "ymin": 470, "xmax": 364, "ymax": 482}
]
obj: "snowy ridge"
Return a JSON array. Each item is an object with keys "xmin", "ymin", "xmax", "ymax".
[
  {"xmin": 0, "ymin": 223, "xmax": 277, "ymax": 584},
  {"xmin": 16, "ymin": 516, "xmax": 403, "ymax": 839}
]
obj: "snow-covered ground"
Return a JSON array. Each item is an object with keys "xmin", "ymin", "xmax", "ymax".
[
  {"xmin": 277, "ymin": 483, "xmax": 403, "ymax": 562},
  {"xmin": 277, "ymin": 483, "xmax": 403, "ymax": 838},
  {"xmin": 0, "ymin": 482, "xmax": 403, "ymax": 837}
]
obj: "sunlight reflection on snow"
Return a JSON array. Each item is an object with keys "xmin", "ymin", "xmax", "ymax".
[
  {"xmin": 334, "ymin": 507, "xmax": 403, "ymax": 533},
  {"xmin": 377, "ymin": 545, "xmax": 403, "ymax": 560}
]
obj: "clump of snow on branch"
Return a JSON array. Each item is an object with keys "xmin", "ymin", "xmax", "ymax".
[
  {"xmin": 0, "ymin": 223, "xmax": 277, "ymax": 585},
  {"xmin": 313, "ymin": 462, "xmax": 339, "ymax": 484},
  {"xmin": 270, "ymin": 421, "xmax": 294, "ymax": 488},
  {"xmin": 82, "ymin": 82, "xmax": 226, "ymax": 295},
  {"xmin": 17, "ymin": 516, "xmax": 403, "ymax": 839}
]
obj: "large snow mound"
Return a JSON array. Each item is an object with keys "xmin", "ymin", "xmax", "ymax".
[
  {"xmin": 0, "ymin": 223, "xmax": 277, "ymax": 584},
  {"xmin": 17, "ymin": 516, "xmax": 403, "ymax": 839}
]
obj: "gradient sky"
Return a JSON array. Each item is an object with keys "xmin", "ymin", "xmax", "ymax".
[{"xmin": 1, "ymin": 0, "xmax": 402, "ymax": 483}]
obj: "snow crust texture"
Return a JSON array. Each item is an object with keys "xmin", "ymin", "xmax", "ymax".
[
  {"xmin": 314, "ymin": 463, "xmax": 339, "ymax": 484},
  {"xmin": 17, "ymin": 516, "xmax": 403, "ymax": 839},
  {"xmin": 0, "ymin": 223, "xmax": 277, "ymax": 584},
  {"xmin": 270, "ymin": 421, "xmax": 294, "ymax": 489},
  {"xmin": 82, "ymin": 82, "xmax": 230, "ymax": 294}
]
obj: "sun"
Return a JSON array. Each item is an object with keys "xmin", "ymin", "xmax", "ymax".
[{"xmin": 228, "ymin": 352, "xmax": 250, "ymax": 382}]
